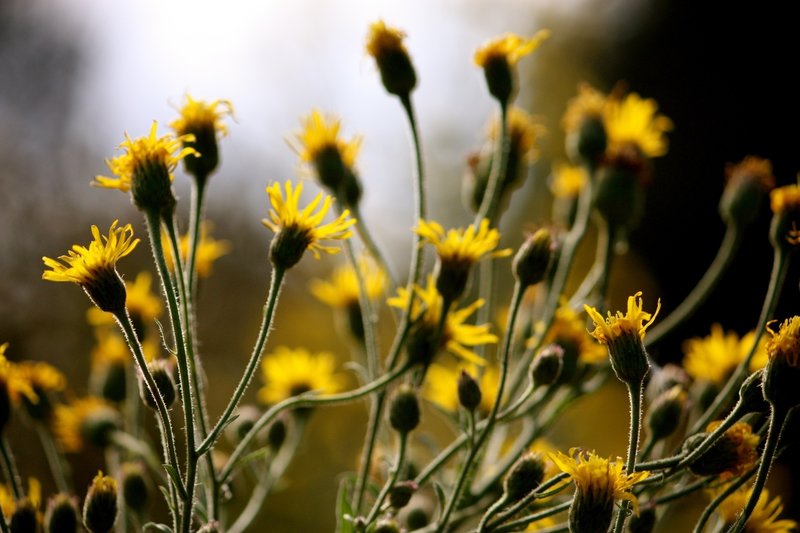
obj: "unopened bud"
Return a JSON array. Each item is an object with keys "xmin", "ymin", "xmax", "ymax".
[
  {"xmin": 83, "ymin": 472, "xmax": 118, "ymax": 533},
  {"xmin": 366, "ymin": 21, "xmax": 417, "ymax": 98},
  {"xmin": 719, "ymin": 156, "xmax": 775, "ymax": 227},
  {"xmin": 646, "ymin": 386, "xmax": 686, "ymax": 442},
  {"xmin": 139, "ymin": 359, "xmax": 176, "ymax": 410},
  {"xmin": 530, "ymin": 344, "xmax": 564, "ymax": 386},
  {"xmin": 504, "ymin": 453, "xmax": 546, "ymax": 502},
  {"xmin": 120, "ymin": 462, "xmax": 149, "ymax": 515},
  {"xmin": 389, "ymin": 480, "xmax": 418, "ymax": 510},
  {"xmin": 374, "ymin": 518, "xmax": 402, "ymax": 533},
  {"xmin": 45, "ymin": 494, "xmax": 80, "ymax": 533},
  {"xmin": 405, "ymin": 508, "xmax": 429, "ymax": 530},
  {"xmin": 267, "ymin": 416, "xmax": 288, "ymax": 451},
  {"xmin": 738, "ymin": 370, "xmax": 768, "ymax": 415},
  {"xmin": 10, "ymin": 500, "xmax": 38, "ymax": 533},
  {"xmin": 92, "ymin": 360, "xmax": 127, "ymax": 404},
  {"xmin": 389, "ymin": 386, "xmax": 421, "ymax": 434},
  {"xmin": 457, "ymin": 370, "xmax": 482, "ymax": 412},
  {"xmin": 225, "ymin": 405, "xmax": 262, "ymax": 445},
  {"xmin": 513, "ymin": 229, "xmax": 553, "ymax": 287}
]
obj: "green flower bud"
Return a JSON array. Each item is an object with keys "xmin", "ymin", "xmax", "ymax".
[
  {"xmin": 45, "ymin": 494, "xmax": 80, "ymax": 533},
  {"xmin": 719, "ymin": 156, "xmax": 774, "ymax": 227},
  {"xmin": 513, "ymin": 228, "xmax": 553, "ymax": 287},
  {"xmin": 530, "ymin": 344, "xmax": 564, "ymax": 386},
  {"xmin": 503, "ymin": 453, "xmax": 546, "ymax": 502},
  {"xmin": 389, "ymin": 386, "xmax": 421, "ymax": 435},
  {"xmin": 139, "ymin": 359, "xmax": 176, "ymax": 410},
  {"xmin": 366, "ymin": 21, "xmax": 417, "ymax": 98},
  {"xmin": 92, "ymin": 360, "xmax": 127, "ymax": 404},
  {"xmin": 646, "ymin": 386, "xmax": 686, "ymax": 442},
  {"xmin": 83, "ymin": 472, "xmax": 118, "ymax": 533},
  {"xmin": 405, "ymin": 507, "xmax": 429, "ymax": 530},
  {"xmin": 267, "ymin": 416, "xmax": 288, "ymax": 451},
  {"xmin": 457, "ymin": 370, "xmax": 482, "ymax": 412},
  {"xmin": 389, "ymin": 481, "xmax": 418, "ymax": 510},
  {"xmin": 10, "ymin": 500, "xmax": 39, "ymax": 533},
  {"xmin": 120, "ymin": 462, "xmax": 149, "ymax": 515}
]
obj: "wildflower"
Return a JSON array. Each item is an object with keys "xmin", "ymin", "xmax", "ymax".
[
  {"xmin": 415, "ymin": 218, "xmax": 511, "ymax": 301},
  {"xmin": 87, "ymin": 271, "xmax": 162, "ymax": 336},
  {"xmin": 585, "ymin": 291, "xmax": 660, "ymax": 384},
  {"xmin": 513, "ymin": 228, "xmax": 553, "ymax": 287},
  {"xmin": 94, "ymin": 122, "xmax": 196, "ymax": 215},
  {"xmin": 258, "ymin": 346, "xmax": 344, "ymax": 405},
  {"xmin": 713, "ymin": 485, "xmax": 798, "ymax": 532},
  {"xmin": 42, "ymin": 221, "xmax": 139, "ymax": 314},
  {"xmin": 53, "ymin": 397, "xmax": 120, "ymax": 452},
  {"xmin": 366, "ymin": 20, "xmax": 417, "ymax": 97},
  {"xmin": 161, "ymin": 222, "xmax": 231, "ymax": 279},
  {"xmin": 388, "ymin": 481, "xmax": 417, "ymax": 510},
  {"xmin": 683, "ymin": 325, "xmax": 767, "ymax": 386},
  {"xmin": 688, "ymin": 421, "xmax": 759, "ymax": 480},
  {"xmin": 473, "ymin": 30, "xmax": 550, "ymax": 103},
  {"xmin": 0, "ymin": 478, "xmax": 41, "ymax": 529},
  {"xmin": 603, "ymin": 91, "xmax": 673, "ymax": 160},
  {"xmin": 646, "ymin": 385, "xmax": 687, "ymax": 442},
  {"xmin": 0, "ymin": 345, "xmax": 37, "ymax": 432},
  {"xmin": 720, "ymin": 156, "xmax": 776, "ymax": 226},
  {"xmin": 139, "ymin": 359, "xmax": 176, "ymax": 410},
  {"xmin": 504, "ymin": 453, "xmax": 547, "ymax": 502},
  {"xmin": 424, "ymin": 363, "xmax": 500, "ymax": 415},
  {"xmin": 170, "ymin": 94, "xmax": 233, "ymax": 180},
  {"xmin": 45, "ymin": 494, "xmax": 80, "ymax": 533},
  {"xmin": 762, "ymin": 316, "xmax": 800, "ymax": 412},
  {"xmin": 388, "ymin": 275, "xmax": 498, "ymax": 367},
  {"xmin": 529, "ymin": 344, "xmax": 564, "ymax": 386},
  {"xmin": 262, "ymin": 180, "xmax": 355, "ymax": 269},
  {"xmin": 388, "ymin": 386, "xmax": 421, "ymax": 434},
  {"xmin": 550, "ymin": 448, "xmax": 649, "ymax": 533},
  {"xmin": 83, "ymin": 472, "xmax": 118, "ymax": 533},
  {"xmin": 550, "ymin": 162, "xmax": 588, "ymax": 199},
  {"xmin": 769, "ymin": 182, "xmax": 800, "ymax": 249},
  {"xmin": 120, "ymin": 462, "xmax": 150, "ymax": 515},
  {"xmin": 13, "ymin": 357, "xmax": 66, "ymax": 421},
  {"xmin": 562, "ymin": 83, "xmax": 608, "ymax": 164}
]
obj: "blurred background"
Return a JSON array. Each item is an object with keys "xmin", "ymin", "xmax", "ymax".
[{"xmin": 1, "ymin": 0, "xmax": 798, "ymax": 530}]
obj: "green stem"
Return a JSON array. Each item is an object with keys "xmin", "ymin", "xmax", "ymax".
[
  {"xmin": 365, "ymin": 433, "xmax": 408, "ymax": 525},
  {"xmin": 728, "ymin": 408, "xmax": 787, "ymax": 533},
  {"xmin": 37, "ymin": 424, "xmax": 71, "ymax": 493},
  {"xmin": 689, "ymin": 247, "xmax": 788, "ymax": 435},
  {"xmin": 492, "ymin": 500, "xmax": 573, "ymax": 533},
  {"xmin": 474, "ymin": 101, "xmax": 509, "ymax": 225},
  {"xmin": 110, "ymin": 432, "xmax": 167, "ymax": 484},
  {"xmin": 0, "ymin": 438, "xmax": 22, "ymax": 499},
  {"xmin": 436, "ymin": 282, "xmax": 525, "ymax": 531},
  {"xmin": 638, "ymin": 437, "xmax": 657, "ymax": 462},
  {"xmin": 476, "ymin": 494, "xmax": 507, "ymax": 533},
  {"xmin": 487, "ymin": 472, "xmax": 572, "ymax": 530},
  {"xmin": 646, "ymin": 224, "xmax": 740, "ymax": 347},
  {"xmin": 198, "ymin": 266, "xmax": 286, "ymax": 455},
  {"xmin": 568, "ymin": 218, "xmax": 615, "ymax": 309},
  {"xmin": 219, "ymin": 362, "xmax": 412, "ymax": 484},
  {"xmin": 612, "ymin": 379, "xmax": 644, "ymax": 533},
  {"xmin": 654, "ymin": 476, "xmax": 714, "ymax": 505},
  {"xmin": 693, "ymin": 466, "xmax": 757, "ymax": 533},
  {"xmin": 352, "ymin": 210, "xmax": 399, "ymax": 297},
  {"xmin": 186, "ymin": 177, "xmax": 207, "ymax": 299},
  {"xmin": 675, "ymin": 399, "xmax": 747, "ymax": 472}
]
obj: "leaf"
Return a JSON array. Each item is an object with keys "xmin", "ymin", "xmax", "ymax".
[
  {"xmin": 143, "ymin": 523, "xmax": 173, "ymax": 533},
  {"xmin": 335, "ymin": 474, "xmax": 356, "ymax": 533},
  {"xmin": 162, "ymin": 464, "xmax": 187, "ymax": 499},
  {"xmin": 157, "ymin": 486, "xmax": 174, "ymax": 513},
  {"xmin": 433, "ymin": 481, "xmax": 447, "ymax": 513}
]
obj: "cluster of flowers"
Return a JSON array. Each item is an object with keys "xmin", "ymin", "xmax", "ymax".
[{"xmin": 1, "ymin": 18, "xmax": 799, "ymax": 533}]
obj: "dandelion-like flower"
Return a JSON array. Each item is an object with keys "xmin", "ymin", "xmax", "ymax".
[
  {"xmin": 161, "ymin": 222, "xmax": 231, "ymax": 279},
  {"xmin": 603, "ymin": 92, "xmax": 673, "ymax": 159},
  {"xmin": 94, "ymin": 122, "xmax": 196, "ymax": 214},
  {"xmin": 683, "ymin": 325, "xmax": 767, "ymax": 386},
  {"xmin": 766, "ymin": 316, "xmax": 800, "ymax": 367},
  {"xmin": 769, "ymin": 183, "xmax": 800, "ymax": 248},
  {"xmin": 473, "ymin": 30, "xmax": 550, "ymax": 103},
  {"xmin": 550, "ymin": 162, "xmax": 588, "ymax": 199},
  {"xmin": 585, "ymin": 292, "xmax": 660, "ymax": 383},
  {"xmin": 42, "ymin": 221, "xmax": 139, "ymax": 313},
  {"xmin": 423, "ymin": 363, "xmax": 499, "ymax": 415},
  {"xmin": 388, "ymin": 275, "xmax": 497, "ymax": 366},
  {"xmin": 13, "ymin": 356, "xmax": 66, "ymax": 421},
  {"xmin": 263, "ymin": 180, "xmax": 355, "ymax": 269},
  {"xmin": 713, "ymin": 486, "xmax": 798, "ymax": 532},
  {"xmin": 416, "ymin": 218, "xmax": 511, "ymax": 301},
  {"xmin": 258, "ymin": 347, "xmax": 344, "ymax": 405},
  {"xmin": 53, "ymin": 397, "xmax": 120, "ymax": 453},
  {"xmin": 310, "ymin": 257, "xmax": 386, "ymax": 310},
  {"xmin": 689, "ymin": 421, "xmax": 759, "ymax": 480},
  {"xmin": 762, "ymin": 316, "xmax": 800, "ymax": 411},
  {"xmin": 487, "ymin": 107, "xmax": 545, "ymax": 164},
  {"xmin": 365, "ymin": 20, "xmax": 416, "ymax": 96},
  {"xmin": 0, "ymin": 478, "xmax": 41, "ymax": 526},
  {"xmin": 0, "ymin": 346, "xmax": 38, "ymax": 433},
  {"xmin": 562, "ymin": 83, "xmax": 608, "ymax": 164},
  {"xmin": 171, "ymin": 94, "xmax": 233, "ymax": 180},
  {"xmin": 550, "ymin": 448, "xmax": 649, "ymax": 533}
]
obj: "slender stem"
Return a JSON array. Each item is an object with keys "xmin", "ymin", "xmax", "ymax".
[
  {"xmin": 492, "ymin": 500, "xmax": 573, "ymax": 533},
  {"xmin": 342, "ymin": 225, "xmax": 379, "ymax": 379},
  {"xmin": 365, "ymin": 433, "xmax": 408, "ymax": 525},
  {"xmin": 110, "ymin": 432, "xmax": 166, "ymax": 484},
  {"xmin": 186, "ymin": 177, "xmax": 207, "ymax": 299},
  {"xmin": 0, "ymin": 438, "xmax": 22, "ymax": 499},
  {"xmin": 198, "ymin": 266, "xmax": 285, "ymax": 455},
  {"xmin": 728, "ymin": 408, "xmax": 787, "ymax": 533},
  {"xmin": 590, "ymin": 220, "xmax": 616, "ymax": 305},
  {"xmin": 612, "ymin": 379, "xmax": 644, "ymax": 533},
  {"xmin": 689, "ymin": 248, "xmax": 788, "ymax": 434},
  {"xmin": 476, "ymin": 494, "xmax": 507, "ymax": 533},
  {"xmin": 352, "ymin": 210, "xmax": 399, "ymax": 296},
  {"xmin": 675, "ymin": 400, "xmax": 747, "ymax": 471},
  {"xmin": 436, "ymin": 282, "xmax": 525, "ymax": 531},
  {"xmin": 637, "ymin": 454, "xmax": 684, "ymax": 472},
  {"xmin": 488, "ymin": 472, "xmax": 571, "ymax": 530},
  {"xmin": 37, "ymin": 424, "xmax": 71, "ymax": 493},
  {"xmin": 638, "ymin": 437, "xmax": 657, "ymax": 462},
  {"xmin": 219, "ymin": 362, "xmax": 412, "ymax": 484},
  {"xmin": 0, "ymin": 510, "xmax": 8, "ymax": 533},
  {"xmin": 647, "ymin": 224, "xmax": 740, "ymax": 346},
  {"xmin": 474, "ymin": 101, "xmax": 509, "ymax": 225},
  {"xmin": 693, "ymin": 466, "xmax": 757, "ymax": 533},
  {"xmin": 654, "ymin": 476, "xmax": 714, "ymax": 505}
]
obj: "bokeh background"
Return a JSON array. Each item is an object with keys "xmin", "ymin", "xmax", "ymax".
[{"xmin": 1, "ymin": 0, "xmax": 798, "ymax": 530}]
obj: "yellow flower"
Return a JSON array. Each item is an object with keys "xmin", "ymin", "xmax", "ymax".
[
  {"xmin": 415, "ymin": 218, "xmax": 512, "ymax": 268},
  {"xmin": 366, "ymin": 20, "xmax": 408, "ymax": 59},
  {"xmin": 258, "ymin": 347, "xmax": 344, "ymax": 405},
  {"xmin": 704, "ymin": 421, "xmax": 760, "ymax": 480},
  {"xmin": 365, "ymin": 20, "xmax": 417, "ymax": 96},
  {"xmin": 550, "ymin": 448, "xmax": 649, "ymax": 514},
  {"xmin": 766, "ymin": 316, "xmax": 800, "ymax": 367},
  {"xmin": 263, "ymin": 180, "xmax": 355, "ymax": 268},
  {"xmin": 90, "ymin": 329, "xmax": 132, "ymax": 368},
  {"xmin": 584, "ymin": 291, "xmax": 660, "ymax": 344},
  {"xmin": 387, "ymin": 275, "xmax": 498, "ymax": 365},
  {"xmin": 770, "ymin": 184, "xmax": 800, "ymax": 215},
  {"xmin": 537, "ymin": 302, "xmax": 607, "ymax": 365},
  {"xmin": 473, "ymin": 30, "xmax": 550, "ymax": 68},
  {"xmin": 294, "ymin": 110, "xmax": 362, "ymax": 171},
  {"xmin": 550, "ymin": 162, "xmax": 588, "ymax": 199},
  {"xmin": 603, "ymin": 92, "xmax": 673, "ymax": 158},
  {"xmin": 87, "ymin": 271, "xmax": 162, "ymax": 328},
  {"xmin": 487, "ymin": 107, "xmax": 546, "ymax": 163},
  {"xmin": 161, "ymin": 222, "xmax": 231, "ymax": 279},
  {"xmin": 562, "ymin": 83, "xmax": 607, "ymax": 134},
  {"xmin": 770, "ymin": 183, "xmax": 800, "ymax": 246},
  {"xmin": 309, "ymin": 256, "xmax": 386, "ymax": 309},
  {"xmin": 0, "ymin": 347, "xmax": 37, "ymax": 406},
  {"xmin": 170, "ymin": 94, "xmax": 233, "ymax": 138},
  {"xmin": 93, "ymin": 121, "xmax": 196, "ymax": 194},
  {"xmin": 683, "ymin": 325, "xmax": 767, "ymax": 385},
  {"xmin": 0, "ymin": 478, "xmax": 41, "ymax": 521},
  {"xmin": 52, "ymin": 397, "xmax": 119, "ymax": 452},
  {"xmin": 423, "ymin": 363, "xmax": 500, "ymax": 415},
  {"xmin": 12, "ymin": 360, "xmax": 66, "ymax": 399},
  {"xmin": 726, "ymin": 156, "xmax": 776, "ymax": 192},
  {"xmin": 713, "ymin": 486, "xmax": 798, "ymax": 532}
]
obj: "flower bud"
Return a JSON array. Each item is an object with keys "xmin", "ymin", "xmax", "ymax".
[
  {"xmin": 374, "ymin": 519, "xmax": 402, "ymax": 533},
  {"xmin": 389, "ymin": 480, "xmax": 418, "ymax": 510},
  {"xmin": 503, "ymin": 453, "xmax": 546, "ymax": 502},
  {"xmin": 10, "ymin": 500, "xmax": 39, "ymax": 533},
  {"xmin": 762, "ymin": 316, "xmax": 800, "ymax": 413},
  {"xmin": 768, "ymin": 184, "xmax": 800, "ymax": 251},
  {"xmin": 139, "ymin": 359, "xmax": 176, "ymax": 410},
  {"xmin": 530, "ymin": 344, "xmax": 564, "ymax": 386},
  {"xmin": 366, "ymin": 21, "xmax": 417, "ymax": 97},
  {"xmin": 719, "ymin": 156, "xmax": 775, "ymax": 227},
  {"xmin": 737, "ymin": 370, "xmax": 768, "ymax": 415},
  {"xmin": 457, "ymin": 370, "xmax": 482, "ymax": 412},
  {"xmin": 83, "ymin": 472, "xmax": 118, "ymax": 533},
  {"xmin": 405, "ymin": 507, "xmax": 429, "ymax": 530},
  {"xmin": 225, "ymin": 405, "xmax": 262, "ymax": 445},
  {"xmin": 120, "ymin": 462, "xmax": 149, "ymax": 515},
  {"xmin": 92, "ymin": 360, "xmax": 127, "ymax": 404},
  {"xmin": 389, "ymin": 386, "xmax": 421, "ymax": 435},
  {"xmin": 646, "ymin": 386, "xmax": 686, "ymax": 442},
  {"xmin": 513, "ymin": 229, "xmax": 553, "ymax": 287},
  {"xmin": 686, "ymin": 422, "xmax": 759, "ymax": 479},
  {"xmin": 267, "ymin": 416, "xmax": 288, "ymax": 451},
  {"xmin": 593, "ymin": 161, "xmax": 646, "ymax": 231},
  {"xmin": 45, "ymin": 494, "xmax": 80, "ymax": 533},
  {"xmin": 567, "ymin": 115, "xmax": 607, "ymax": 166},
  {"xmin": 129, "ymin": 158, "xmax": 178, "ymax": 219},
  {"xmin": 82, "ymin": 406, "xmax": 121, "ymax": 449},
  {"xmin": 628, "ymin": 504, "xmax": 656, "ymax": 533}
]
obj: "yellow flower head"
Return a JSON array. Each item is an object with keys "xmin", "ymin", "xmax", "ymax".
[
  {"xmin": 93, "ymin": 121, "xmax": 196, "ymax": 194},
  {"xmin": 0, "ymin": 348, "xmax": 37, "ymax": 407},
  {"xmin": 387, "ymin": 275, "xmax": 498, "ymax": 366},
  {"xmin": 0, "ymin": 478, "xmax": 41, "ymax": 521},
  {"xmin": 683, "ymin": 325, "xmax": 767, "ymax": 385},
  {"xmin": 162, "ymin": 222, "xmax": 231, "ymax": 279},
  {"xmin": 703, "ymin": 421, "xmax": 760, "ymax": 480},
  {"xmin": 770, "ymin": 183, "xmax": 800, "ymax": 216},
  {"xmin": 263, "ymin": 180, "xmax": 355, "ymax": 268},
  {"xmin": 53, "ymin": 397, "xmax": 119, "ymax": 452},
  {"xmin": 424, "ymin": 363, "xmax": 499, "ymax": 415},
  {"xmin": 550, "ymin": 162, "xmax": 588, "ymax": 199},
  {"xmin": 562, "ymin": 83, "xmax": 607, "ymax": 134},
  {"xmin": 713, "ymin": 486, "xmax": 798, "ymax": 532},
  {"xmin": 537, "ymin": 302, "xmax": 607, "ymax": 366},
  {"xmin": 770, "ymin": 183, "xmax": 800, "ymax": 247},
  {"xmin": 584, "ymin": 292, "xmax": 660, "ymax": 344},
  {"xmin": 416, "ymin": 218, "xmax": 512, "ymax": 269},
  {"xmin": 309, "ymin": 256, "xmax": 387, "ymax": 309},
  {"xmin": 488, "ymin": 107, "xmax": 546, "ymax": 163},
  {"xmin": 90, "ymin": 330, "xmax": 132, "ymax": 368},
  {"xmin": 294, "ymin": 110, "xmax": 362, "ymax": 171},
  {"xmin": 603, "ymin": 92, "xmax": 673, "ymax": 159},
  {"xmin": 365, "ymin": 20, "xmax": 416, "ymax": 96},
  {"xmin": 726, "ymin": 156, "xmax": 776, "ymax": 192},
  {"xmin": 170, "ymin": 94, "xmax": 233, "ymax": 138},
  {"xmin": 258, "ymin": 346, "xmax": 344, "ymax": 405},
  {"xmin": 766, "ymin": 316, "xmax": 800, "ymax": 367},
  {"xmin": 87, "ymin": 271, "xmax": 162, "ymax": 328},
  {"xmin": 550, "ymin": 448, "xmax": 649, "ymax": 514},
  {"xmin": 474, "ymin": 30, "xmax": 550, "ymax": 68},
  {"xmin": 366, "ymin": 20, "xmax": 408, "ymax": 59},
  {"xmin": 12, "ymin": 360, "xmax": 66, "ymax": 399}
]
